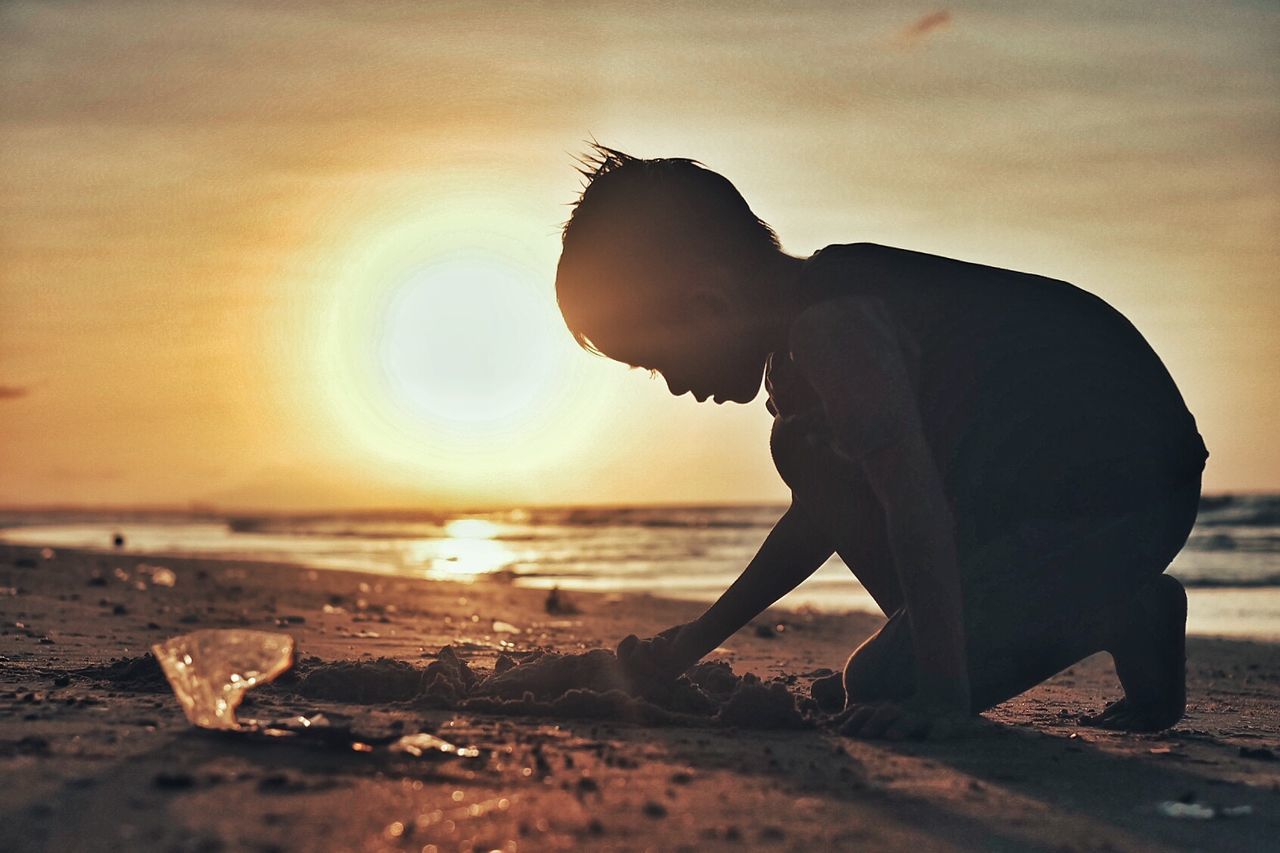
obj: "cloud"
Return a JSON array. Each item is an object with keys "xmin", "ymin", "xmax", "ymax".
[
  {"xmin": 0, "ymin": 386, "xmax": 30, "ymax": 400},
  {"xmin": 897, "ymin": 9, "xmax": 952, "ymax": 45}
]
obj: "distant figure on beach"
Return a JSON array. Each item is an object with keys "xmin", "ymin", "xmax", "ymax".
[{"xmin": 554, "ymin": 145, "xmax": 1209, "ymax": 738}]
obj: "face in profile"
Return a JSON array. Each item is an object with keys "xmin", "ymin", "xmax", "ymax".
[
  {"xmin": 558, "ymin": 202, "xmax": 778, "ymax": 406},
  {"xmin": 594, "ymin": 297, "xmax": 770, "ymax": 405}
]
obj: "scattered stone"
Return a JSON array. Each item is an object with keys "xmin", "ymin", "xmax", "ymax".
[
  {"xmin": 1239, "ymin": 746, "xmax": 1277, "ymax": 761},
  {"xmin": 149, "ymin": 567, "xmax": 177, "ymax": 588},
  {"xmin": 545, "ymin": 586, "xmax": 581, "ymax": 615},
  {"xmin": 258, "ymin": 772, "xmax": 312, "ymax": 794},
  {"xmin": 642, "ymin": 801, "xmax": 668, "ymax": 818},
  {"xmin": 153, "ymin": 771, "xmax": 196, "ymax": 790},
  {"xmin": 3, "ymin": 736, "xmax": 51, "ymax": 757}
]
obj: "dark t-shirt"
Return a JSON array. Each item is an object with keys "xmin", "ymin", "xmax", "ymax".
[{"xmin": 767, "ymin": 243, "xmax": 1209, "ymax": 536}]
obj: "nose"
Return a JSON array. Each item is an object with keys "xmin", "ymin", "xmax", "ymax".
[{"xmin": 664, "ymin": 374, "xmax": 689, "ymax": 397}]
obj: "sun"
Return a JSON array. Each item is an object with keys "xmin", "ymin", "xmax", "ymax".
[
  {"xmin": 376, "ymin": 258, "xmax": 560, "ymax": 428},
  {"xmin": 304, "ymin": 200, "xmax": 619, "ymax": 501}
]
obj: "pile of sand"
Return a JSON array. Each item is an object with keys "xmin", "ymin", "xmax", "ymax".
[{"xmin": 288, "ymin": 646, "xmax": 812, "ymax": 729}]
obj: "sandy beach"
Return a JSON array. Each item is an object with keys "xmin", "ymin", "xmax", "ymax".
[{"xmin": 2, "ymin": 542, "xmax": 1278, "ymax": 852}]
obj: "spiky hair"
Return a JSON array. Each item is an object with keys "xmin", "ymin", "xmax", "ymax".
[{"xmin": 556, "ymin": 143, "xmax": 780, "ymax": 355}]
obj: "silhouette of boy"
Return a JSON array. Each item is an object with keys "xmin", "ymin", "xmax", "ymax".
[{"xmin": 554, "ymin": 145, "xmax": 1209, "ymax": 739}]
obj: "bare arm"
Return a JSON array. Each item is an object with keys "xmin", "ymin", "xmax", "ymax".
[
  {"xmin": 790, "ymin": 298, "xmax": 970, "ymax": 714},
  {"xmin": 676, "ymin": 503, "xmax": 834, "ymax": 664},
  {"xmin": 619, "ymin": 502, "xmax": 834, "ymax": 677},
  {"xmin": 860, "ymin": 422, "xmax": 969, "ymax": 710}
]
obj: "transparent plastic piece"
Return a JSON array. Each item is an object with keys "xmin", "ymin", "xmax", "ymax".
[{"xmin": 151, "ymin": 629, "xmax": 295, "ymax": 730}]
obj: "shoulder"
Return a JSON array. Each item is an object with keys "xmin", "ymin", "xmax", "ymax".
[
  {"xmin": 802, "ymin": 242, "xmax": 897, "ymax": 280},
  {"xmin": 787, "ymin": 295, "xmax": 899, "ymax": 375},
  {"xmin": 784, "ymin": 294, "xmax": 918, "ymax": 462},
  {"xmin": 793, "ymin": 243, "xmax": 904, "ymax": 321}
]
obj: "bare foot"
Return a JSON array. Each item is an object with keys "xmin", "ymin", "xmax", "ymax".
[
  {"xmin": 1081, "ymin": 574, "xmax": 1187, "ymax": 732},
  {"xmin": 1079, "ymin": 697, "xmax": 1181, "ymax": 732}
]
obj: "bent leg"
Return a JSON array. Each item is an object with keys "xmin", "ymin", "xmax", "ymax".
[
  {"xmin": 837, "ymin": 493, "xmax": 1197, "ymax": 729},
  {"xmin": 1082, "ymin": 573, "xmax": 1187, "ymax": 731}
]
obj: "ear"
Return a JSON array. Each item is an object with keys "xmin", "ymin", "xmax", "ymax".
[{"xmin": 687, "ymin": 285, "xmax": 730, "ymax": 321}]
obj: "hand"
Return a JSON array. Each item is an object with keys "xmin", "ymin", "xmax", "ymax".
[
  {"xmin": 835, "ymin": 698, "xmax": 973, "ymax": 741},
  {"xmin": 616, "ymin": 623, "xmax": 696, "ymax": 684}
]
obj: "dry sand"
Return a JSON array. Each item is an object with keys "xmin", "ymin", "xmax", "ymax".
[{"xmin": 2, "ymin": 543, "xmax": 1278, "ymax": 852}]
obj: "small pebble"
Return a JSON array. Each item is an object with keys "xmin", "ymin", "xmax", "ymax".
[{"xmin": 642, "ymin": 801, "xmax": 668, "ymax": 818}]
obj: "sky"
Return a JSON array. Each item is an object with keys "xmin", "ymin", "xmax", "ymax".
[{"xmin": 1, "ymin": 0, "xmax": 1277, "ymax": 510}]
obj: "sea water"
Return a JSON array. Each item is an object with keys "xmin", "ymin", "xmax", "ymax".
[{"xmin": 3, "ymin": 495, "xmax": 1279, "ymax": 640}]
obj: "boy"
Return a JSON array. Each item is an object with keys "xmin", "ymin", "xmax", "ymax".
[{"xmin": 554, "ymin": 145, "xmax": 1208, "ymax": 739}]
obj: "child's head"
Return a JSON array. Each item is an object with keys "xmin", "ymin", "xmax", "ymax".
[{"xmin": 555, "ymin": 144, "xmax": 785, "ymax": 403}]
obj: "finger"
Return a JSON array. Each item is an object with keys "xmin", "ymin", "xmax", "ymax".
[
  {"xmin": 860, "ymin": 704, "xmax": 904, "ymax": 739},
  {"xmin": 883, "ymin": 712, "xmax": 928, "ymax": 741},
  {"xmin": 838, "ymin": 704, "xmax": 878, "ymax": 737},
  {"xmin": 830, "ymin": 706, "xmax": 857, "ymax": 728}
]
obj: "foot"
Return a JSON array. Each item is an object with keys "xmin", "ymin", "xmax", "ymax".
[
  {"xmin": 1082, "ymin": 575, "xmax": 1187, "ymax": 732},
  {"xmin": 1079, "ymin": 697, "xmax": 1182, "ymax": 732}
]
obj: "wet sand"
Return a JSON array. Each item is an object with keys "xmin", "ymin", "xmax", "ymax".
[{"xmin": 2, "ymin": 543, "xmax": 1278, "ymax": 851}]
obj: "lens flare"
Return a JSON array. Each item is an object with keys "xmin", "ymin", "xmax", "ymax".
[{"xmin": 305, "ymin": 197, "xmax": 619, "ymax": 503}]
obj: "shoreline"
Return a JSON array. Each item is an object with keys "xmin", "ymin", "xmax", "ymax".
[
  {"xmin": 3, "ymin": 543, "xmax": 1279, "ymax": 850},
  {"xmin": 6, "ymin": 533, "xmax": 1279, "ymax": 644}
]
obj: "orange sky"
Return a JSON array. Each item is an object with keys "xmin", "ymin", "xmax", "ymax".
[{"xmin": 1, "ymin": 1, "xmax": 1277, "ymax": 509}]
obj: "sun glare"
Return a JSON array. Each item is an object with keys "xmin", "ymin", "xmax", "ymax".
[
  {"xmin": 378, "ymin": 260, "xmax": 558, "ymax": 427},
  {"xmin": 307, "ymin": 198, "xmax": 617, "ymax": 502},
  {"xmin": 442, "ymin": 518, "xmax": 502, "ymax": 540}
]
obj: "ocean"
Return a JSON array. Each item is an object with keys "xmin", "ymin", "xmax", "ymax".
[{"xmin": 3, "ymin": 494, "xmax": 1279, "ymax": 640}]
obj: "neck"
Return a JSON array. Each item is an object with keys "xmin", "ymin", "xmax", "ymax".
[{"xmin": 754, "ymin": 251, "xmax": 806, "ymax": 353}]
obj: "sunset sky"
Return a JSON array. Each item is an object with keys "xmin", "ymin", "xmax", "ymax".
[{"xmin": 2, "ymin": 1, "xmax": 1277, "ymax": 510}]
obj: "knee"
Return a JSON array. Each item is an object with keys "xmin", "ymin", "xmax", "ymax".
[
  {"xmin": 843, "ymin": 634, "xmax": 914, "ymax": 706},
  {"xmin": 770, "ymin": 415, "xmax": 847, "ymax": 494},
  {"xmin": 1137, "ymin": 574, "xmax": 1187, "ymax": 622}
]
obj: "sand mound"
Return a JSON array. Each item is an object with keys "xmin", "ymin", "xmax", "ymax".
[
  {"xmin": 78, "ymin": 655, "xmax": 170, "ymax": 693},
  {"xmin": 290, "ymin": 646, "xmax": 810, "ymax": 730},
  {"xmin": 295, "ymin": 658, "xmax": 428, "ymax": 704}
]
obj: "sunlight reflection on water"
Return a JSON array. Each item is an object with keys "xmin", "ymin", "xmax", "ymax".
[{"xmin": 412, "ymin": 518, "xmax": 518, "ymax": 579}]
